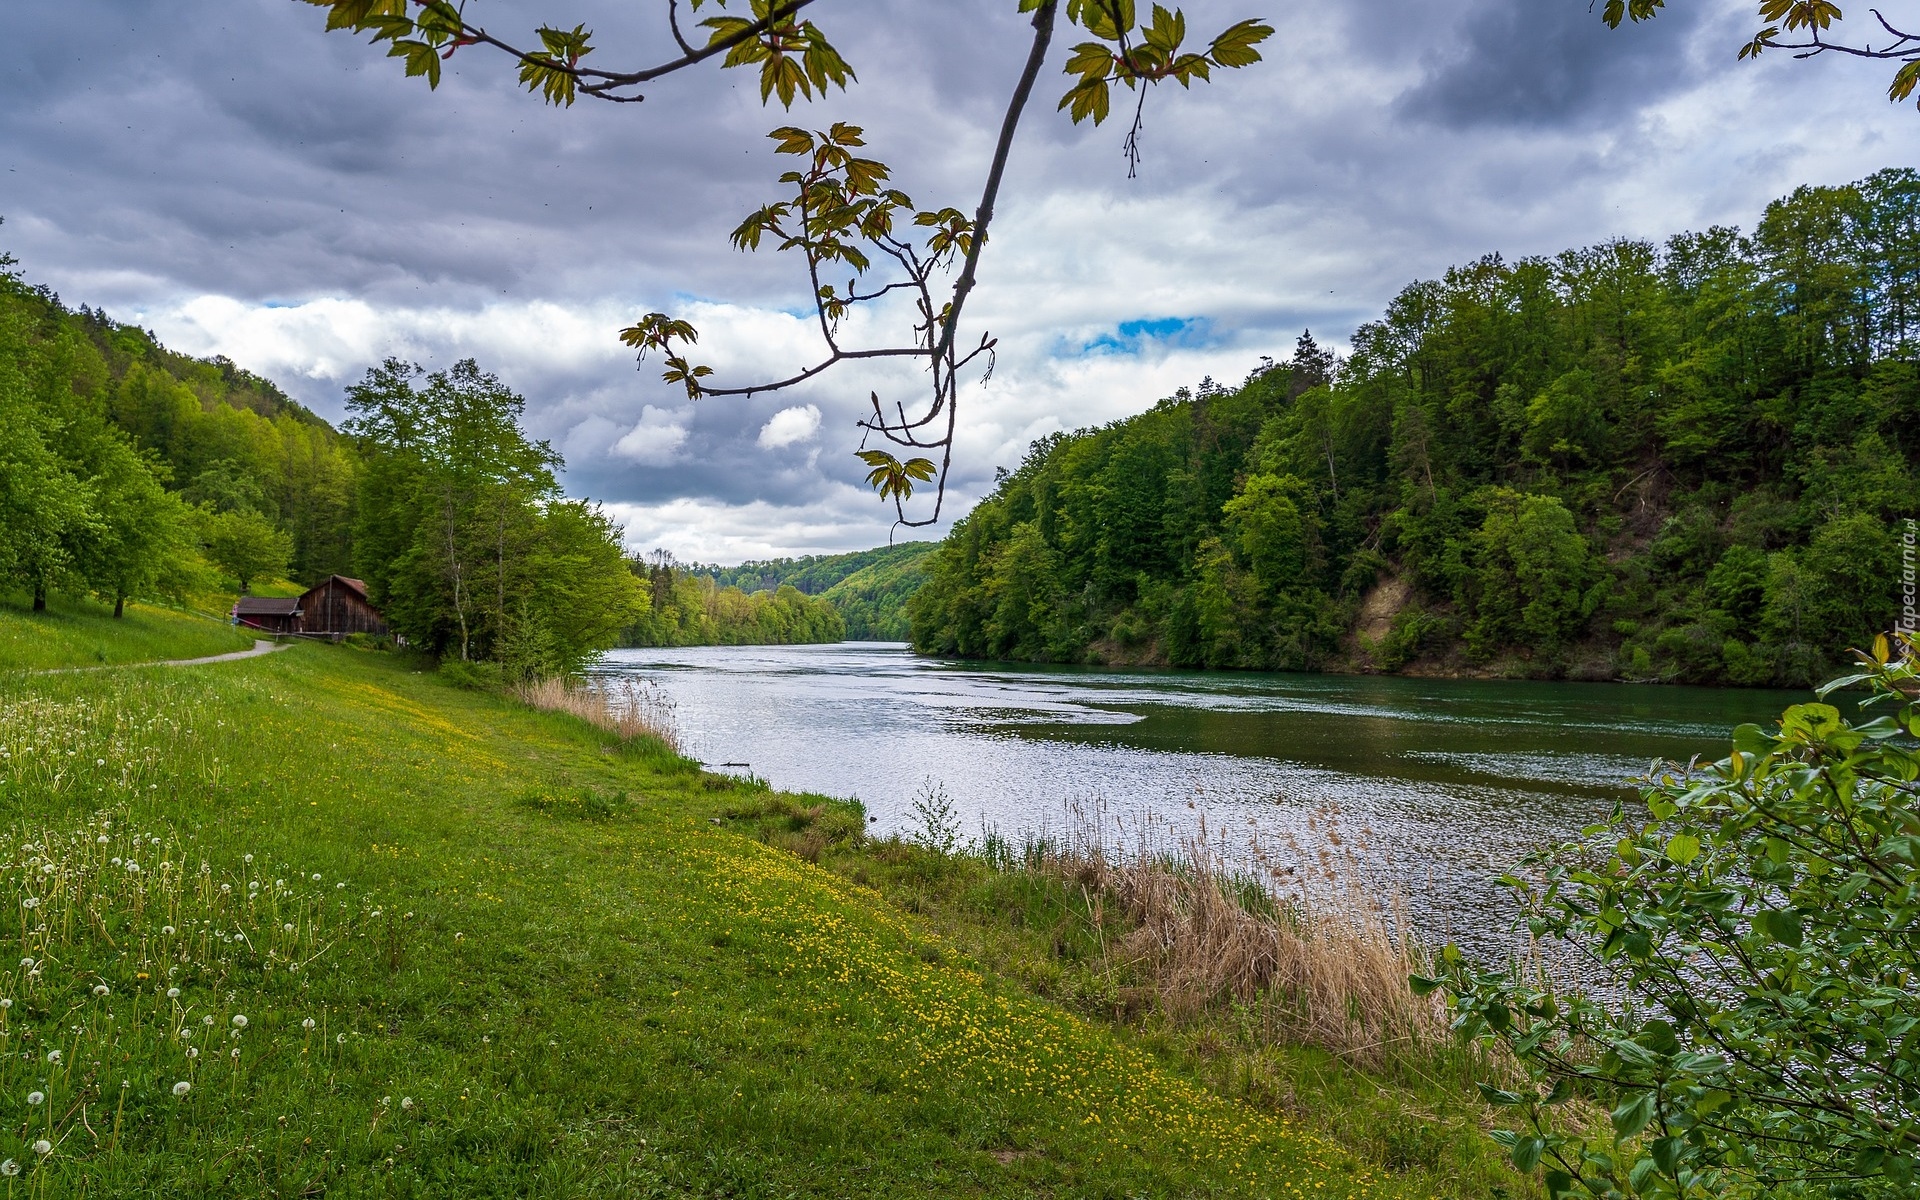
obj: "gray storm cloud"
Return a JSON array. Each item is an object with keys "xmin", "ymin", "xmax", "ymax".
[{"xmin": 1, "ymin": 0, "xmax": 1910, "ymax": 558}]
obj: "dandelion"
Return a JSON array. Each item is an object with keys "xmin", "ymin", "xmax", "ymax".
[
  {"xmin": 0, "ymin": 1000, "xmax": 11, "ymax": 1009},
  {"xmin": 203, "ymin": 1016, "xmax": 214, "ymax": 1026},
  {"xmin": 400, "ymin": 1097, "xmax": 415, "ymax": 1111},
  {"xmin": 230, "ymin": 1048, "xmax": 240, "ymax": 1059},
  {"xmin": 45, "ymin": 1049, "xmax": 60, "ymax": 1064},
  {"xmin": 0, "ymin": 1159, "xmax": 16, "ymax": 1176},
  {"xmin": 312, "ymin": 875, "xmax": 322, "ymax": 882},
  {"xmin": 336, "ymin": 883, "xmax": 346, "ymax": 890},
  {"xmin": 32, "ymin": 1139, "xmax": 50, "ymax": 1156},
  {"xmin": 220, "ymin": 884, "xmax": 231, "ymax": 894},
  {"xmin": 282, "ymin": 923, "xmax": 294, "ymax": 933},
  {"xmin": 165, "ymin": 988, "xmax": 179, "ymax": 999},
  {"xmin": 95, "ymin": 758, "xmax": 104, "ymax": 766},
  {"xmin": 302, "ymin": 1017, "xmax": 315, "ymax": 1031},
  {"xmin": 187, "ymin": 1048, "xmax": 199, "ymax": 1059},
  {"xmin": 92, "ymin": 985, "xmax": 108, "ymax": 997},
  {"xmin": 243, "ymin": 854, "xmax": 253, "ymax": 864},
  {"xmin": 20, "ymin": 899, "xmax": 36, "ymax": 910},
  {"xmin": 161, "ymin": 925, "xmax": 175, "ymax": 936},
  {"xmin": 126, "ymin": 862, "xmax": 140, "ymax": 874},
  {"xmin": 110, "ymin": 859, "xmax": 120, "ymax": 867},
  {"xmin": 231, "ymin": 1014, "xmax": 248, "ymax": 1029},
  {"xmin": 172, "ymin": 1081, "xmax": 190, "ymax": 1097},
  {"xmin": 371, "ymin": 910, "xmax": 382, "ymax": 918},
  {"xmin": 336, "ymin": 1034, "xmax": 347, "ymax": 1044},
  {"xmin": 95, "ymin": 836, "xmax": 107, "ymax": 845},
  {"xmin": 26, "ymin": 1091, "xmax": 42, "ymax": 1105}
]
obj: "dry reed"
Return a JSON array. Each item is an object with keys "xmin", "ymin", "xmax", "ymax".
[
  {"xmin": 1030, "ymin": 801, "xmax": 1451, "ymax": 1067},
  {"xmin": 514, "ymin": 676, "xmax": 685, "ymax": 756}
]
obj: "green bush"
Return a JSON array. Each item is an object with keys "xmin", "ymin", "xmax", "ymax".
[
  {"xmin": 436, "ymin": 658, "xmax": 503, "ymax": 691},
  {"xmin": 1432, "ymin": 633, "xmax": 1920, "ymax": 1197}
]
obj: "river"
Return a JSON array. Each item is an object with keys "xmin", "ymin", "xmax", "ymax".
[{"xmin": 595, "ymin": 643, "xmax": 1810, "ymax": 956}]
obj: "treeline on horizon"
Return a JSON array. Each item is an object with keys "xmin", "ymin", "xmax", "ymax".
[{"xmin": 910, "ymin": 168, "xmax": 1920, "ymax": 686}]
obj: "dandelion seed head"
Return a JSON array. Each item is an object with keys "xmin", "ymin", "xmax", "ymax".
[
  {"xmin": 166, "ymin": 987, "xmax": 179, "ymax": 999},
  {"xmin": 187, "ymin": 1047, "xmax": 198, "ymax": 1058},
  {"xmin": 91, "ymin": 985, "xmax": 108, "ymax": 997},
  {"xmin": 45, "ymin": 1050, "xmax": 59, "ymax": 1064},
  {"xmin": 0, "ymin": 1158, "xmax": 17, "ymax": 1176},
  {"xmin": 400, "ymin": 1097, "xmax": 414, "ymax": 1111},
  {"xmin": 26, "ymin": 1091, "xmax": 42, "ymax": 1105},
  {"xmin": 172, "ymin": 1081, "xmax": 190, "ymax": 1097},
  {"xmin": 32, "ymin": 1139, "xmax": 51, "ymax": 1156}
]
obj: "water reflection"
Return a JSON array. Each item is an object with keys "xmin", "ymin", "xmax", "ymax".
[{"xmin": 594, "ymin": 643, "xmax": 1809, "ymax": 959}]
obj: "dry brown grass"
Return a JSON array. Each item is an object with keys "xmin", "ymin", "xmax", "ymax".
[
  {"xmin": 514, "ymin": 676, "xmax": 686, "ymax": 755},
  {"xmin": 1031, "ymin": 802, "xmax": 1451, "ymax": 1067}
]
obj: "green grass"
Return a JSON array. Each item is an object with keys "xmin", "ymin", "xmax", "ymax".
[
  {"xmin": 0, "ymin": 624, "xmax": 1504, "ymax": 1196},
  {"xmin": 0, "ymin": 592, "xmax": 254, "ymax": 670}
]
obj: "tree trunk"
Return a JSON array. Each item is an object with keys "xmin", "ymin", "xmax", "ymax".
[
  {"xmin": 114, "ymin": 593, "xmax": 125, "ymax": 619},
  {"xmin": 31, "ymin": 583, "xmax": 46, "ymax": 612}
]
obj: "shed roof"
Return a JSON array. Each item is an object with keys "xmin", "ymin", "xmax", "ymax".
[
  {"xmin": 233, "ymin": 597, "xmax": 301, "ymax": 616},
  {"xmin": 301, "ymin": 576, "xmax": 371, "ymax": 600}
]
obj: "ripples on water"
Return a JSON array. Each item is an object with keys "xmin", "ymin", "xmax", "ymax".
[{"xmin": 594, "ymin": 643, "xmax": 1810, "ymax": 961}]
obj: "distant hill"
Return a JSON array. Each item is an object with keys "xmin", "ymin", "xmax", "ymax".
[
  {"xmin": 819, "ymin": 547, "xmax": 936, "ymax": 640},
  {"xmin": 697, "ymin": 543, "xmax": 936, "ymax": 640}
]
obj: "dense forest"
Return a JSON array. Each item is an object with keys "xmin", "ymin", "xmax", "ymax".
[
  {"xmin": 700, "ymin": 543, "xmax": 935, "ymax": 639},
  {"xmin": 620, "ymin": 552, "xmax": 843, "ymax": 647},
  {"xmin": 0, "ymin": 241, "xmax": 643, "ymax": 676},
  {"xmin": 911, "ymin": 169, "xmax": 1919, "ymax": 686}
]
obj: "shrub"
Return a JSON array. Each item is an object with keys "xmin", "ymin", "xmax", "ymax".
[
  {"xmin": 436, "ymin": 658, "xmax": 503, "ymax": 691},
  {"xmin": 1431, "ymin": 633, "xmax": 1920, "ymax": 1197}
]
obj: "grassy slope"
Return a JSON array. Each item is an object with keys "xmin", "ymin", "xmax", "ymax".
[
  {"xmin": 0, "ymin": 639, "xmax": 1430, "ymax": 1197},
  {"xmin": 0, "ymin": 592, "xmax": 253, "ymax": 670}
]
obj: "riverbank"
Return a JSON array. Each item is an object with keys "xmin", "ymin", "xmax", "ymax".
[{"xmin": 0, "ymin": 620, "xmax": 1537, "ymax": 1195}]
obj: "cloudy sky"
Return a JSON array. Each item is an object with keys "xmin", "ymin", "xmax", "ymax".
[{"xmin": 2, "ymin": 0, "xmax": 1911, "ymax": 562}]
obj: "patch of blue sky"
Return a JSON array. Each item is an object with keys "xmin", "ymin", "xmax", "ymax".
[{"xmin": 1076, "ymin": 315, "xmax": 1218, "ymax": 356}]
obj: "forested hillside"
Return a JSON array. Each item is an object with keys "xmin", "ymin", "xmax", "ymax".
[
  {"xmin": 911, "ymin": 169, "xmax": 1919, "ymax": 686},
  {"xmin": 0, "ymin": 244, "xmax": 642, "ymax": 674},
  {"xmin": 621, "ymin": 553, "xmax": 843, "ymax": 647},
  {"xmin": 699, "ymin": 543, "xmax": 935, "ymax": 639},
  {"xmin": 820, "ymin": 546, "xmax": 935, "ymax": 639}
]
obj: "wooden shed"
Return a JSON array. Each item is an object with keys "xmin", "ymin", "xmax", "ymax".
[
  {"xmin": 231, "ymin": 596, "xmax": 302, "ymax": 634},
  {"xmin": 296, "ymin": 576, "xmax": 387, "ymax": 637}
]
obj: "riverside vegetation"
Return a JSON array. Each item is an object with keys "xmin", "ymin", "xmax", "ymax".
[
  {"xmin": 909, "ymin": 168, "xmax": 1920, "ymax": 687},
  {"xmin": 0, "ymin": 598, "xmax": 1544, "ymax": 1197}
]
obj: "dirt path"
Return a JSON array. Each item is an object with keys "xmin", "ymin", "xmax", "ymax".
[{"xmin": 34, "ymin": 639, "xmax": 289, "ymax": 675}]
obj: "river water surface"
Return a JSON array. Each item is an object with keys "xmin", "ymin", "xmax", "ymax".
[{"xmin": 596, "ymin": 643, "xmax": 1808, "ymax": 955}]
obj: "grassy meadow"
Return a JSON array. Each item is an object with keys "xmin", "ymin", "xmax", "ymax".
[
  {"xmin": 0, "ymin": 619, "xmax": 1528, "ymax": 1197},
  {"xmin": 0, "ymin": 594, "xmax": 253, "ymax": 671}
]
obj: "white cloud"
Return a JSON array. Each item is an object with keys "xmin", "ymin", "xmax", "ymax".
[
  {"xmin": 612, "ymin": 406, "xmax": 692, "ymax": 466},
  {"xmin": 757, "ymin": 404, "xmax": 822, "ymax": 449}
]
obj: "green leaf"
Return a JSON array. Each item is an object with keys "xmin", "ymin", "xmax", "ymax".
[
  {"xmin": 1611, "ymin": 1091, "xmax": 1655, "ymax": 1140},
  {"xmin": 1650, "ymin": 1135, "xmax": 1686, "ymax": 1173},
  {"xmin": 1206, "ymin": 18, "xmax": 1272, "ymax": 68},
  {"xmin": 1512, "ymin": 1136, "xmax": 1546, "ymax": 1172},
  {"xmin": 1664, "ymin": 832, "xmax": 1701, "ymax": 865}
]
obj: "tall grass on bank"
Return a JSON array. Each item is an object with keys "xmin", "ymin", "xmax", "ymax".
[
  {"xmin": 514, "ymin": 677, "xmax": 684, "ymax": 756},
  {"xmin": 1003, "ymin": 799, "xmax": 1451, "ymax": 1068}
]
